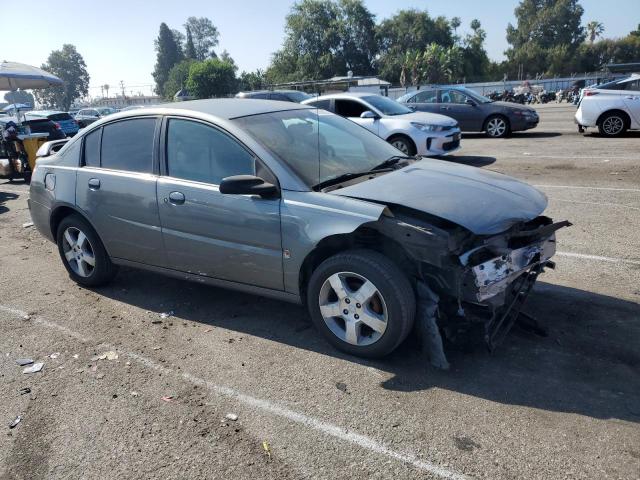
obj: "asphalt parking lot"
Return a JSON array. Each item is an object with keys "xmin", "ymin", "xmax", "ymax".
[{"xmin": 0, "ymin": 103, "xmax": 638, "ymax": 479}]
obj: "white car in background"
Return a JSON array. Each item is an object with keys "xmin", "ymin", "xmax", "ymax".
[
  {"xmin": 302, "ymin": 93, "xmax": 461, "ymax": 156},
  {"xmin": 575, "ymin": 74, "xmax": 640, "ymax": 136}
]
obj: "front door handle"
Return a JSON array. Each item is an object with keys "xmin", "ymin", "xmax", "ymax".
[
  {"xmin": 167, "ymin": 191, "xmax": 185, "ymax": 205},
  {"xmin": 88, "ymin": 178, "xmax": 100, "ymax": 190}
]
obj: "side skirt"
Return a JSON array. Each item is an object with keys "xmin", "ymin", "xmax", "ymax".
[{"xmin": 112, "ymin": 258, "xmax": 302, "ymax": 305}]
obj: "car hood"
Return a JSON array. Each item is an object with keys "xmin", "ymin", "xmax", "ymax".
[
  {"xmin": 329, "ymin": 159, "xmax": 547, "ymax": 235},
  {"xmin": 387, "ymin": 110, "xmax": 458, "ymax": 126},
  {"xmin": 491, "ymin": 101, "xmax": 536, "ymax": 112}
]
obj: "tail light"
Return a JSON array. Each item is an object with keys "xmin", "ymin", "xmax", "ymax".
[
  {"xmin": 583, "ymin": 90, "xmax": 599, "ymax": 96},
  {"xmin": 54, "ymin": 122, "xmax": 61, "ymax": 129}
]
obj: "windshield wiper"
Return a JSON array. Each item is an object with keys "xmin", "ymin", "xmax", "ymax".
[
  {"xmin": 370, "ymin": 155, "xmax": 416, "ymax": 171},
  {"xmin": 312, "ymin": 172, "xmax": 374, "ymax": 190}
]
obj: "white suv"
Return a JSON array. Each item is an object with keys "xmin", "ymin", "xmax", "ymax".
[{"xmin": 575, "ymin": 74, "xmax": 640, "ymax": 136}]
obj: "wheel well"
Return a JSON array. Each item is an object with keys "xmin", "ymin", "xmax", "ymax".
[
  {"xmin": 49, "ymin": 206, "xmax": 89, "ymax": 243},
  {"xmin": 386, "ymin": 133, "xmax": 416, "ymax": 154},
  {"xmin": 298, "ymin": 226, "xmax": 415, "ymax": 304},
  {"xmin": 483, "ymin": 114, "xmax": 509, "ymax": 130},
  {"xmin": 597, "ymin": 109, "xmax": 630, "ymax": 128}
]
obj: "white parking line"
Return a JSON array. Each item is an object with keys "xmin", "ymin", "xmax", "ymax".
[
  {"xmin": 553, "ymin": 199, "xmax": 640, "ymax": 211},
  {"xmin": 534, "ymin": 184, "xmax": 640, "ymax": 193},
  {"xmin": 557, "ymin": 252, "xmax": 640, "ymax": 266},
  {"xmin": 0, "ymin": 304, "xmax": 470, "ymax": 480}
]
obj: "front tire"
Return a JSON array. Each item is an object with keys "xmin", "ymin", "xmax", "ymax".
[
  {"xmin": 598, "ymin": 112, "xmax": 627, "ymax": 137},
  {"xmin": 484, "ymin": 115, "xmax": 510, "ymax": 138},
  {"xmin": 307, "ymin": 250, "xmax": 416, "ymax": 358},
  {"xmin": 56, "ymin": 214, "xmax": 117, "ymax": 287},
  {"xmin": 387, "ymin": 135, "xmax": 416, "ymax": 156}
]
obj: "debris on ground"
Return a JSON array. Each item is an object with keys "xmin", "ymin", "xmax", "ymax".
[
  {"xmin": 89, "ymin": 364, "xmax": 98, "ymax": 373},
  {"xmin": 72, "ymin": 354, "xmax": 79, "ymax": 359},
  {"xmin": 151, "ymin": 320, "xmax": 162, "ymax": 325},
  {"xmin": 225, "ymin": 413, "xmax": 238, "ymax": 421},
  {"xmin": 130, "ymin": 391, "xmax": 139, "ymax": 397},
  {"xmin": 335, "ymin": 382, "xmax": 350, "ymax": 394},
  {"xmin": 262, "ymin": 440, "xmax": 271, "ymax": 460},
  {"xmin": 91, "ymin": 351, "xmax": 118, "ymax": 361},
  {"xmin": 22, "ymin": 363, "xmax": 44, "ymax": 374},
  {"xmin": 9, "ymin": 416, "xmax": 22, "ymax": 429},
  {"xmin": 160, "ymin": 311, "xmax": 174, "ymax": 319},
  {"xmin": 22, "ymin": 221, "xmax": 33, "ymax": 228},
  {"xmin": 19, "ymin": 387, "xmax": 31, "ymax": 395},
  {"xmin": 49, "ymin": 352, "xmax": 60, "ymax": 359},
  {"xmin": 15, "ymin": 358, "xmax": 34, "ymax": 366},
  {"xmin": 22, "ymin": 315, "xmax": 30, "ymax": 321},
  {"xmin": 161, "ymin": 396, "xmax": 174, "ymax": 403}
]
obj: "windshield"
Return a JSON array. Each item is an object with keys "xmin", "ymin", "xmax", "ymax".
[
  {"xmin": 286, "ymin": 91, "xmax": 313, "ymax": 102},
  {"xmin": 98, "ymin": 108, "xmax": 115, "ymax": 115},
  {"xmin": 233, "ymin": 108, "xmax": 402, "ymax": 187},
  {"xmin": 395, "ymin": 92, "xmax": 414, "ymax": 103},
  {"xmin": 362, "ymin": 95, "xmax": 413, "ymax": 116}
]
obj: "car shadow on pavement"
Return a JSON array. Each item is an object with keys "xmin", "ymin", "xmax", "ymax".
[
  {"xmin": 0, "ymin": 190, "xmax": 19, "ymax": 214},
  {"xmin": 97, "ymin": 270, "xmax": 640, "ymax": 423},
  {"xmin": 462, "ymin": 132, "xmax": 562, "ymax": 139},
  {"xmin": 442, "ymin": 155, "xmax": 496, "ymax": 167}
]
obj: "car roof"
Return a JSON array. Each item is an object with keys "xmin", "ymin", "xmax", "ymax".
[
  {"xmin": 26, "ymin": 110, "xmax": 66, "ymax": 116},
  {"xmin": 106, "ymin": 98, "xmax": 312, "ymax": 121},
  {"xmin": 238, "ymin": 89, "xmax": 307, "ymax": 96},
  {"xmin": 305, "ymin": 92, "xmax": 379, "ymax": 102}
]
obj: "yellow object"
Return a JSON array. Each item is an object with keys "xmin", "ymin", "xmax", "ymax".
[
  {"xmin": 262, "ymin": 440, "xmax": 271, "ymax": 460},
  {"xmin": 22, "ymin": 137, "xmax": 48, "ymax": 170}
]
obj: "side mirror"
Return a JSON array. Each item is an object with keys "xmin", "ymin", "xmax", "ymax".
[
  {"xmin": 360, "ymin": 110, "xmax": 379, "ymax": 119},
  {"xmin": 465, "ymin": 99, "xmax": 477, "ymax": 106},
  {"xmin": 219, "ymin": 175, "xmax": 279, "ymax": 198}
]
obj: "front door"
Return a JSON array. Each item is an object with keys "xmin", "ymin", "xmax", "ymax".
[
  {"xmin": 157, "ymin": 117, "xmax": 283, "ymax": 290},
  {"xmin": 75, "ymin": 117, "xmax": 166, "ymax": 266},
  {"xmin": 438, "ymin": 89, "xmax": 480, "ymax": 131},
  {"xmin": 410, "ymin": 89, "xmax": 439, "ymax": 114},
  {"xmin": 333, "ymin": 99, "xmax": 380, "ymax": 135}
]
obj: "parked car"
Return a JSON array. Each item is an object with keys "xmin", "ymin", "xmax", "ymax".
[
  {"xmin": 236, "ymin": 90, "xmax": 313, "ymax": 103},
  {"xmin": 26, "ymin": 110, "xmax": 79, "ymax": 137},
  {"xmin": 396, "ymin": 86, "xmax": 539, "ymax": 138},
  {"xmin": 0, "ymin": 116, "xmax": 66, "ymax": 140},
  {"xmin": 575, "ymin": 74, "xmax": 640, "ymax": 136},
  {"xmin": 29, "ymin": 99, "xmax": 567, "ymax": 358},
  {"xmin": 302, "ymin": 92, "xmax": 461, "ymax": 156},
  {"xmin": 74, "ymin": 107, "xmax": 117, "ymax": 128}
]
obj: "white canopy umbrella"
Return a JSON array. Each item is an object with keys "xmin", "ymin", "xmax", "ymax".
[{"xmin": 0, "ymin": 60, "xmax": 63, "ymax": 90}]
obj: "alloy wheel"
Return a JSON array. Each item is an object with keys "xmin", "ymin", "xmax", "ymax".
[
  {"xmin": 61, "ymin": 227, "xmax": 96, "ymax": 278},
  {"xmin": 602, "ymin": 116, "xmax": 624, "ymax": 136},
  {"xmin": 391, "ymin": 139, "xmax": 410, "ymax": 154},
  {"xmin": 486, "ymin": 117, "xmax": 507, "ymax": 137},
  {"xmin": 318, "ymin": 272, "xmax": 388, "ymax": 346}
]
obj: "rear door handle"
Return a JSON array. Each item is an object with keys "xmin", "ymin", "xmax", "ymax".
[
  {"xmin": 167, "ymin": 191, "xmax": 185, "ymax": 205},
  {"xmin": 88, "ymin": 178, "xmax": 100, "ymax": 190}
]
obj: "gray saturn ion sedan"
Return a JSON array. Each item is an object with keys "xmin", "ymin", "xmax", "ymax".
[{"xmin": 29, "ymin": 99, "xmax": 569, "ymax": 358}]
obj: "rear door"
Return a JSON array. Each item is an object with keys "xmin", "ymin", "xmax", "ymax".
[
  {"xmin": 156, "ymin": 117, "xmax": 283, "ymax": 290},
  {"xmin": 621, "ymin": 79, "xmax": 640, "ymax": 124},
  {"xmin": 75, "ymin": 117, "xmax": 166, "ymax": 266},
  {"xmin": 408, "ymin": 89, "xmax": 439, "ymax": 113}
]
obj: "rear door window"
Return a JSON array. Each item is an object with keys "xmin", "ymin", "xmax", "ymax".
[
  {"xmin": 334, "ymin": 100, "xmax": 368, "ymax": 117},
  {"xmin": 100, "ymin": 118, "xmax": 156, "ymax": 173},
  {"xmin": 413, "ymin": 90, "xmax": 438, "ymax": 103},
  {"xmin": 306, "ymin": 99, "xmax": 331, "ymax": 110},
  {"xmin": 83, "ymin": 128, "xmax": 101, "ymax": 167}
]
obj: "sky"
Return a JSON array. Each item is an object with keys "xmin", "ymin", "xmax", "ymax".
[{"xmin": 2, "ymin": 0, "xmax": 638, "ymax": 99}]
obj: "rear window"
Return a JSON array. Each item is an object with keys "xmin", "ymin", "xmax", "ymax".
[
  {"xmin": 49, "ymin": 113, "xmax": 73, "ymax": 121},
  {"xmin": 100, "ymin": 118, "xmax": 156, "ymax": 173}
]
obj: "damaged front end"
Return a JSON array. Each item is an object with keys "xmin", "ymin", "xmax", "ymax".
[{"xmin": 370, "ymin": 207, "xmax": 571, "ymax": 355}]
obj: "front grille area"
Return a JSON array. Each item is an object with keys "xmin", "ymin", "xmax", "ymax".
[{"xmin": 443, "ymin": 138, "xmax": 460, "ymax": 151}]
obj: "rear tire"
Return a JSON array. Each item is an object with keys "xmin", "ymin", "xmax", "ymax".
[
  {"xmin": 56, "ymin": 214, "xmax": 117, "ymax": 287},
  {"xmin": 307, "ymin": 249, "xmax": 416, "ymax": 358},
  {"xmin": 597, "ymin": 112, "xmax": 628, "ymax": 137}
]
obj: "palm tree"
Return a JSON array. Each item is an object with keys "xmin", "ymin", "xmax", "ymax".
[{"xmin": 586, "ymin": 21, "xmax": 605, "ymax": 44}]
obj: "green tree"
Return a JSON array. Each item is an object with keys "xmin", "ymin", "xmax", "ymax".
[
  {"xmin": 163, "ymin": 59, "xmax": 197, "ymax": 99},
  {"xmin": 184, "ymin": 17, "xmax": 220, "ymax": 60},
  {"xmin": 152, "ymin": 23, "xmax": 184, "ymax": 95},
  {"xmin": 631, "ymin": 24, "xmax": 640, "ymax": 38},
  {"xmin": 186, "ymin": 59, "xmax": 237, "ymax": 98},
  {"xmin": 185, "ymin": 25, "xmax": 196, "ymax": 59},
  {"xmin": 34, "ymin": 44, "xmax": 90, "ymax": 110},
  {"xmin": 219, "ymin": 49, "xmax": 236, "ymax": 67},
  {"xmin": 420, "ymin": 44, "xmax": 463, "ymax": 84},
  {"xmin": 505, "ymin": 0, "xmax": 585, "ymax": 76},
  {"xmin": 586, "ymin": 21, "xmax": 605, "ymax": 43},
  {"xmin": 238, "ymin": 70, "xmax": 266, "ymax": 91},
  {"xmin": 4, "ymin": 90, "xmax": 35, "ymax": 108},
  {"xmin": 266, "ymin": 0, "xmax": 377, "ymax": 83},
  {"xmin": 376, "ymin": 9, "xmax": 454, "ymax": 83},
  {"xmin": 577, "ymin": 34, "xmax": 640, "ymax": 71},
  {"xmin": 462, "ymin": 19, "xmax": 490, "ymax": 81}
]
